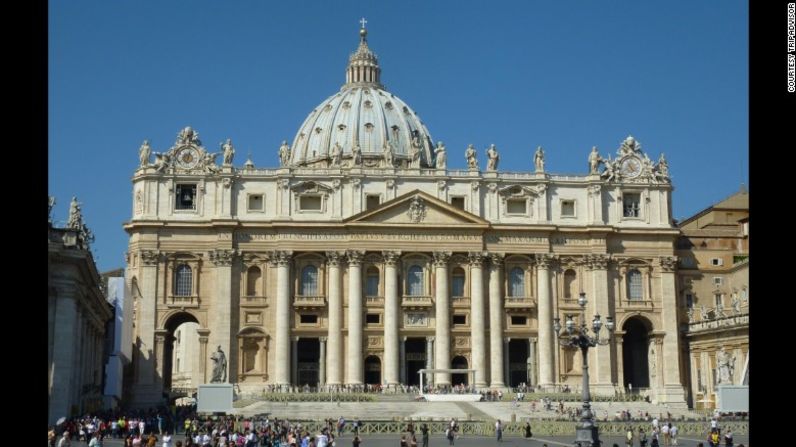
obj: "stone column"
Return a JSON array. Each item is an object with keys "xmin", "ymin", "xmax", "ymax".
[
  {"xmin": 536, "ymin": 254, "xmax": 555, "ymax": 390},
  {"xmin": 346, "ymin": 250, "xmax": 365, "ymax": 385},
  {"xmin": 197, "ymin": 329, "xmax": 210, "ymax": 383},
  {"xmin": 425, "ymin": 336, "xmax": 434, "ymax": 388},
  {"xmin": 588, "ymin": 254, "xmax": 614, "ymax": 395},
  {"xmin": 658, "ymin": 256, "xmax": 686, "ymax": 406},
  {"xmin": 273, "ymin": 251, "xmax": 293, "ymax": 388},
  {"xmin": 433, "ymin": 251, "xmax": 452, "ymax": 386},
  {"xmin": 209, "ymin": 248, "xmax": 236, "ymax": 382},
  {"xmin": 614, "ymin": 333, "xmax": 624, "ymax": 390},
  {"xmin": 319, "ymin": 337, "xmax": 327, "ymax": 388},
  {"xmin": 154, "ymin": 330, "xmax": 168, "ymax": 388},
  {"xmin": 503, "ymin": 337, "xmax": 511, "ymax": 387},
  {"xmin": 488, "ymin": 253, "xmax": 505, "ymax": 388},
  {"xmin": 291, "ymin": 337, "xmax": 299, "ymax": 385},
  {"xmin": 383, "ymin": 251, "xmax": 401, "ymax": 387},
  {"xmin": 325, "ymin": 252, "xmax": 344, "ymax": 386},
  {"xmin": 528, "ymin": 337, "xmax": 537, "ymax": 387},
  {"xmin": 49, "ymin": 287, "xmax": 79, "ymax": 425},
  {"xmin": 468, "ymin": 252, "xmax": 487, "ymax": 388},
  {"xmin": 400, "ymin": 336, "xmax": 407, "ymax": 385},
  {"xmin": 132, "ymin": 251, "xmax": 160, "ymax": 405}
]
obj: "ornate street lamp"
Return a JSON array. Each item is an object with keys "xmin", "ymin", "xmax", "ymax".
[{"xmin": 553, "ymin": 292, "xmax": 615, "ymax": 447}]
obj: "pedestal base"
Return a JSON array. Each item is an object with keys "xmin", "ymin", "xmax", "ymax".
[
  {"xmin": 575, "ymin": 424, "xmax": 600, "ymax": 447},
  {"xmin": 197, "ymin": 384, "xmax": 233, "ymax": 414}
]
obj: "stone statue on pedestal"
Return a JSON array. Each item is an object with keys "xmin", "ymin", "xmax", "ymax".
[
  {"xmin": 68, "ymin": 196, "xmax": 82, "ymax": 229},
  {"xmin": 588, "ymin": 146, "xmax": 602, "ymax": 174},
  {"xmin": 465, "ymin": 144, "xmax": 478, "ymax": 170},
  {"xmin": 486, "ymin": 144, "xmax": 499, "ymax": 171},
  {"xmin": 279, "ymin": 141, "xmax": 291, "ymax": 167},
  {"xmin": 434, "ymin": 141, "xmax": 447, "ymax": 169},
  {"xmin": 139, "ymin": 140, "xmax": 152, "ymax": 167},
  {"xmin": 382, "ymin": 143, "xmax": 393, "ymax": 167},
  {"xmin": 534, "ymin": 146, "xmax": 545, "ymax": 172},
  {"xmin": 717, "ymin": 347, "xmax": 735, "ymax": 385},
  {"xmin": 330, "ymin": 142, "xmax": 342, "ymax": 167},
  {"xmin": 222, "ymin": 139, "xmax": 235, "ymax": 166},
  {"xmin": 210, "ymin": 346, "xmax": 227, "ymax": 383}
]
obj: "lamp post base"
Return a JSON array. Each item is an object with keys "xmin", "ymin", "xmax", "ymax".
[{"xmin": 574, "ymin": 424, "xmax": 600, "ymax": 447}]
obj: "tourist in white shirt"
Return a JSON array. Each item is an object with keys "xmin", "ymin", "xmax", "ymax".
[
  {"xmin": 669, "ymin": 424, "xmax": 678, "ymax": 446},
  {"xmin": 661, "ymin": 423, "xmax": 670, "ymax": 446},
  {"xmin": 162, "ymin": 432, "xmax": 173, "ymax": 447}
]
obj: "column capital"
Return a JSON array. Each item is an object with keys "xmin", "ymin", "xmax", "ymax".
[
  {"xmin": 528, "ymin": 337, "xmax": 537, "ymax": 343},
  {"xmin": 325, "ymin": 251, "xmax": 345, "ymax": 266},
  {"xmin": 382, "ymin": 251, "xmax": 402, "ymax": 266},
  {"xmin": 427, "ymin": 336, "xmax": 435, "ymax": 342},
  {"xmin": 141, "ymin": 250, "xmax": 161, "ymax": 265},
  {"xmin": 269, "ymin": 250, "xmax": 293, "ymax": 267},
  {"xmin": 489, "ymin": 252, "xmax": 504, "ymax": 270},
  {"xmin": 468, "ymin": 251, "xmax": 487, "ymax": 266},
  {"xmin": 432, "ymin": 251, "xmax": 452, "ymax": 267},
  {"xmin": 535, "ymin": 253, "xmax": 554, "ymax": 269},
  {"xmin": 504, "ymin": 337, "xmax": 511, "ymax": 343},
  {"xmin": 658, "ymin": 256, "xmax": 678, "ymax": 272},
  {"xmin": 346, "ymin": 250, "xmax": 365, "ymax": 266},
  {"xmin": 402, "ymin": 336, "xmax": 408, "ymax": 342},
  {"xmin": 154, "ymin": 329, "xmax": 168, "ymax": 342},
  {"xmin": 584, "ymin": 254, "xmax": 610, "ymax": 270},
  {"xmin": 292, "ymin": 336, "xmax": 301, "ymax": 342},
  {"xmin": 209, "ymin": 248, "xmax": 238, "ymax": 266},
  {"xmin": 319, "ymin": 336, "xmax": 328, "ymax": 343}
]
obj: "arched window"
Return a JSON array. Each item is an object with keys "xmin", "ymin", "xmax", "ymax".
[
  {"xmin": 563, "ymin": 269, "xmax": 577, "ymax": 299},
  {"xmin": 451, "ymin": 267, "xmax": 466, "ymax": 297},
  {"xmin": 174, "ymin": 264, "xmax": 192, "ymax": 296},
  {"xmin": 300, "ymin": 265, "xmax": 318, "ymax": 296},
  {"xmin": 627, "ymin": 269, "xmax": 643, "ymax": 300},
  {"xmin": 366, "ymin": 266, "xmax": 380, "ymax": 296},
  {"xmin": 408, "ymin": 265, "xmax": 424, "ymax": 296},
  {"xmin": 246, "ymin": 266, "xmax": 261, "ymax": 296},
  {"xmin": 509, "ymin": 267, "xmax": 525, "ymax": 297}
]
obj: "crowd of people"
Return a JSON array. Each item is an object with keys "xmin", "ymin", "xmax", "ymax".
[{"xmin": 618, "ymin": 416, "xmax": 742, "ymax": 447}]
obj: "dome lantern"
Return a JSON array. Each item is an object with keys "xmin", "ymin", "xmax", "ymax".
[{"xmin": 344, "ymin": 18, "xmax": 383, "ymax": 89}]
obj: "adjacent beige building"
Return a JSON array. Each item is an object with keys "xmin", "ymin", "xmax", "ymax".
[
  {"xmin": 677, "ymin": 189, "xmax": 749, "ymax": 409},
  {"xmin": 48, "ymin": 199, "xmax": 113, "ymax": 424},
  {"xmin": 125, "ymin": 25, "xmax": 689, "ymax": 408}
]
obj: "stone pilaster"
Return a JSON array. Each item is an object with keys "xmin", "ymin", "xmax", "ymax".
[
  {"xmin": 528, "ymin": 337, "xmax": 537, "ymax": 387},
  {"xmin": 325, "ymin": 251, "xmax": 344, "ymax": 386},
  {"xmin": 587, "ymin": 254, "xmax": 615, "ymax": 395},
  {"xmin": 209, "ymin": 248, "xmax": 236, "ymax": 382},
  {"xmin": 433, "ymin": 251, "xmax": 452, "ymax": 386},
  {"xmin": 383, "ymin": 251, "xmax": 401, "ymax": 387},
  {"xmin": 319, "ymin": 336, "xmax": 327, "ymax": 387},
  {"xmin": 291, "ymin": 336, "xmax": 299, "ymax": 385},
  {"xmin": 425, "ymin": 336, "xmax": 434, "ymax": 388},
  {"xmin": 197, "ymin": 329, "xmax": 210, "ymax": 383},
  {"xmin": 503, "ymin": 337, "xmax": 511, "ymax": 386},
  {"xmin": 468, "ymin": 252, "xmax": 487, "ymax": 388},
  {"xmin": 658, "ymin": 256, "xmax": 687, "ymax": 406},
  {"xmin": 132, "ymin": 250, "xmax": 160, "ymax": 405},
  {"xmin": 536, "ymin": 254, "xmax": 555, "ymax": 390},
  {"xmin": 49, "ymin": 288, "xmax": 79, "ymax": 425},
  {"xmin": 488, "ymin": 253, "xmax": 505, "ymax": 388},
  {"xmin": 346, "ymin": 250, "xmax": 365, "ymax": 385}
]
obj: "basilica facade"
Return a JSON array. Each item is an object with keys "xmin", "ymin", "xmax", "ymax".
[{"xmin": 125, "ymin": 25, "xmax": 687, "ymax": 408}]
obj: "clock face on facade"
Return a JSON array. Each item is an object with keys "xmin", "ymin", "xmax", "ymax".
[
  {"xmin": 177, "ymin": 147, "xmax": 200, "ymax": 169},
  {"xmin": 620, "ymin": 157, "xmax": 642, "ymax": 178}
]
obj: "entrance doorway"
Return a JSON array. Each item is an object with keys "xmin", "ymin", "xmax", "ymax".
[
  {"xmin": 451, "ymin": 356, "xmax": 469, "ymax": 385},
  {"xmin": 508, "ymin": 339, "xmax": 530, "ymax": 387},
  {"xmin": 364, "ymin": 355, "xmax": 381, "ymax": 385},
  {"xmin": 622, "ymin": 317, "xmax": 651, "ymax": 390},
  {"xmin": 163, "ymin": 312, "xmax": 201, "ymax": 391},
  {"xmin": 296, "ymin": 338, "xmax": 320, "ymax": 386},
  {"xmin": 404, "ymin": 338, "xmax": 426, "ymax": 386}
]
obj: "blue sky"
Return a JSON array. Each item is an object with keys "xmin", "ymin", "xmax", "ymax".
[{"xmin": 49, "ymin": 1, "xmax": 748, "ymax": 271}]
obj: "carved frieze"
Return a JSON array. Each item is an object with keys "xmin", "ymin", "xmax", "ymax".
[{"xmin": 405, "ymin": 312, "xmax": 428, "ymax": 327}]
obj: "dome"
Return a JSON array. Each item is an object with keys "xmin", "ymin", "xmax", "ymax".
[{"xmin": 289, "ymin": 25, "xmax": 435, "ymax": 168}]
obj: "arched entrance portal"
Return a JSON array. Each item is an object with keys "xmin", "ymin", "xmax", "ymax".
[
  {"xmin": 163, "ymin": 312, "xmax": 201, "ymax": 391},
  {"xmin": 622, "ymin": 317, "xmax": 651, "ymax": 390},
  {"xmin": 364, "ymin": 355, "xmax": 381, "ymax": 385},
  {"xmin": 451, "ymin": 356, "xmax": 469, "ymax": 385}
]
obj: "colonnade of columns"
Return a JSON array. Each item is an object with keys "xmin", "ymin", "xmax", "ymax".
[{"xmin": 269, "ymin": 250, "xmax": 561, "ymax": 390}]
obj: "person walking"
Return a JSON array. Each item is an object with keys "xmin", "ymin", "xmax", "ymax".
[
  {"xmin": 626, "ymin": 427, "xmax": 634, "ymax": 447},
  {"xmin": 495, "ymin": 419, "xmax": 503, "ymax": 443},
  {"xmin": 669, "ymin": 424, "xmax": 678, "ymax": 446},
  {"xmin": 445, "ymin": 426, "xmax": 454, "ymax": 445},
  {"xmin": 420, "ymin": 424, "xmax": 429, "ymax": 447},
  {"xmin": 723, "ymin": 429, "xmax": 733, "ymax": 447},
  {"xmin": 639, "ymin": 428, "xmax": 647, "ymax": 447}
]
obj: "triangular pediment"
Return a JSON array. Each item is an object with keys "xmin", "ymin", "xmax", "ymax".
[{"xmin": 345, "ymin": 190, "xmax": 489, "ymax": 227}]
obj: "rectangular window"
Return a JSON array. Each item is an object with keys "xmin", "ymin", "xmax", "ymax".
[
  {"xmin": 697, "ymin": 368, "xmax": 703, "ymax": 391},
  {"xmin": 511, "ymin": 315, "xmax": 528, "ymax": 325},
  {"xmin": 299, "ymin": 314, "xmax": 318, "ymax": 324},
  {"xmin": 452, "ymin": 314, "xmax": 467, "ymax": 326},
  {"xmin": 713, "ymin": 277, "xmax": 723, "ymax": 286},
  {"xmin": 714, "ymin": 293, "xmax": 722, "ymax": 306},
  {"xmin": 300, "ymin": 195, "xmax": 322, "ymax": 211},
  {"xmin": 685, "ymin": 294, "xmax": 694, "ymax": 308},
  {"xmin": 623, "ymin": 193, "xmax": 641, "ymax": 218},
  {"xmin": 451, "ymin": 197, "xmax": 465, "ymax": 210},
  {"xmin": 561, "ymin": 200, "xmax": 575, "ymax": 217},
  {"xmin": 176, "ymin": 184, "xmax": 197, "ymax": 210},
  {"xmin": 366, "ymin": 275, "xmax": 379, "ymax": 296},
  {"xmin": 366, "ymin": 313, "xmax": 380, "ymax": 324},
  {"xmin": 506, "ymin": 199, "xmax": 527, "ymax": 214},
  {"xmin": 366, "ymin": 195, "xmax": 381, "ymax": 211},
  {"xmin": 451, "ymin": 275, "xmax": 465, "ymax": 297},
  {"xmin": 248, "ymin": 194, "xmax": 263, "ymax": 211},
  {"xmin": 711, "ymin": 258, "xmax": 724, "ymax": 266}
]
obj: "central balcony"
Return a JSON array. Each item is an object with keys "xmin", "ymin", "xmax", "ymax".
[
  {"xmin": 451, "ymin": 296, "xmax": 471, "ymax": 307},
  {"xmin": 168, "ymin": 295, "xmax": 199, "ymax": 308},
  {"xmin": 401, "ymin": 295, "xmax": 433, "ymax": 309},
  {"xmin": 293, "ymin": 295, "xmax": 326, "ymax": 310},
  {"xmin": 365, "ymin": 296, "xmax": 384, "ymax": 306},
  {"xmin": 504, "ymin": 296, "xmax": 536, "ymax": 311},
  {"xmin": 241, "ymin": 295, "xmax": 268, "ymax": 307}
]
